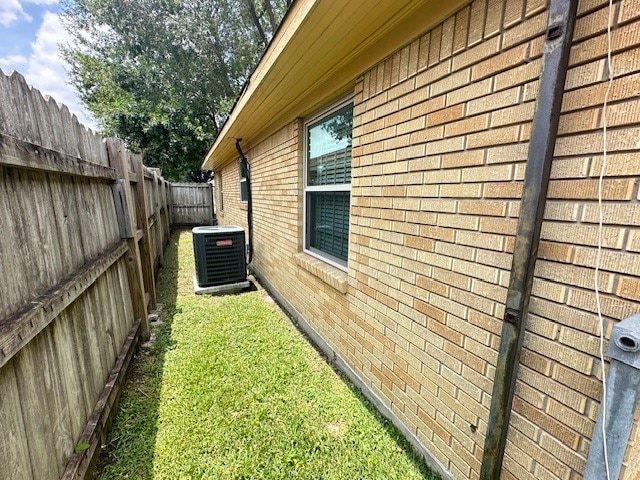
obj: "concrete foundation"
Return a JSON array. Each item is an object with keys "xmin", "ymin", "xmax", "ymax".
[{"xmin": 193, "ymin": 276, "xmax": 250, "ymax": 295}]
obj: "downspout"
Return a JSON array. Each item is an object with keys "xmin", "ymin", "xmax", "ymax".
[
  {"xmin": 235, "ymin": 139, "xmax": 253, "ymax": 264},
  {"xmin": 479, "ymin": 0, "xmax": 577, "ymax": 478}
]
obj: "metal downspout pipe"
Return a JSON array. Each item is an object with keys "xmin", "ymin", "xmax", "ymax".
[
  {"xmin": 236, "ymin": 139, "xmax": 254, "ymax": 264},
  {"xmin": 479, "ymin": 0, "xmax": 578, "ymax": 478}
]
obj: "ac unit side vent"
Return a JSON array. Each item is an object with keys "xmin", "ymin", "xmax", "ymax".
[{"xmin": 193, "ymin": 226, "xmax": 247, "ymax": 287}]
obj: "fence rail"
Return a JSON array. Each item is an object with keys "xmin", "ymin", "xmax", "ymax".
[{"xmin": 0, "ymin": 70, "xmax": 171, "ymax": 480}]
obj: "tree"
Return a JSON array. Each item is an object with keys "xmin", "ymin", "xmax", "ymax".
[
  {"xmin": 189, "ymin": 169, "xmax": 214, "ymax": 183},
  {"xmin": 61, "ymin": 0, "xmax": 289, "ymax": 181}
]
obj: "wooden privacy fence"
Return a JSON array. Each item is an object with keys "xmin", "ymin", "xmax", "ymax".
[
  {"xmin": 0, "ymin": 70, "xmax": 171, "ymax": 479},
  {"xmin": 171, "ymin": 182, "xmax": 215, "ymax": 226}
]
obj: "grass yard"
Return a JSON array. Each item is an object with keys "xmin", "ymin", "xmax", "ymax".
[{"xmin": 96, "ymin": 230, "xmax": 439, "ymax": 479}]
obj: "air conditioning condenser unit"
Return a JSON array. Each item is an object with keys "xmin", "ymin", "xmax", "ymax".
[{"xmin": 192, "ymin": 226, "xmax": 250, "ymax": 293}]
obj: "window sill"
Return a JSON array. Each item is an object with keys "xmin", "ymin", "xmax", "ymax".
[{"xmin": 294, "ymin": 252, "xmax": 348, "ymax": 294}]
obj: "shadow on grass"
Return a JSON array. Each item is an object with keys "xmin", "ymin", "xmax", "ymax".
[{"xmin": 95, "ymin": 230, "xmax": 183, "ymax": 479}]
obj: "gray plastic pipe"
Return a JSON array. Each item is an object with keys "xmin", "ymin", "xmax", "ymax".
[{"xmin": 584, "ymin": 313, "xmax": 640, "ymax": 480}]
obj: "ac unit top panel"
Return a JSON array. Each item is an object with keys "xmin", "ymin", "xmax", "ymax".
[{"xmin": 192, "ymin": 225, "xmax": 244, "ymax": 235}]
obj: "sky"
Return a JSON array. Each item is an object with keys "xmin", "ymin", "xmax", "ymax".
[{"xmin": 0, "ymin": 0, "xmax": 96, "ymax": 129}]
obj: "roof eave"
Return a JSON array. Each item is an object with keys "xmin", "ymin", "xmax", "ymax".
[{"xmin": 203, "ymin": 0, "xmax": 465, "ymax": 171}]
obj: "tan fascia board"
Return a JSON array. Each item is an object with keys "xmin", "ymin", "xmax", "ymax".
[{"xmin": 203, "ymin": 0, "xmax": 467, "ymax": 171}]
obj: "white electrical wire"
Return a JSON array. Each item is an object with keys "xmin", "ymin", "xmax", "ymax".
[{"xmin": 595, "ymin": 0, "xmax": 615, "ymax": 479}]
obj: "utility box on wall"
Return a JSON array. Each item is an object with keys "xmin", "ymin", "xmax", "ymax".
[{"xmin": 193, "ymin": 226, "xmax": 247, "ymax": 288}]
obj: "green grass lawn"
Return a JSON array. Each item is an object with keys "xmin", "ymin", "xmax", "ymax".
[{"xmin": 96, "ymin": 230, "xmax": 439, "ymax": 480}]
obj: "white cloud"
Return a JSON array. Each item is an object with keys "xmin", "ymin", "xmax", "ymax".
[
  {"xmin": 0, "ymin": 0, "xmax": 59, "ymax": 28},
  {"xmin": 0, "ymin": 0, "xmax": 31, "ymax": 26},
  {"xmin": 20, "ymin": 11, "xmax": 96, "ymax": 130},
  {"xmin": 0, "ymin": 54, "xmax": 28, "ymax": 71}
]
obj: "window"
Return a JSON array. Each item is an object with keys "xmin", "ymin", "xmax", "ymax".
[
  {"xmin": 304, "ymin": 101, "xmax": 353, "ymax": 270},
  {"xmin": 240, "ymin": 174, "xmax": 248, "ymax": 202},
  {"xmin": 238, "ymin": 154, "xmax": 249, "ymax": 203},
  {"xmin": 218, "ymin": 171, "xmax": 224, "ymax": 211}
]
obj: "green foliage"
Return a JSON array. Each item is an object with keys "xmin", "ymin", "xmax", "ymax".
[
  {"xmin": 61, "ymin": 0, "xmax": 290, "ymax": 181},
  {"xmin": 74, "ymin": 441, "xmax": 91, "ymax": 453},
  {"xmin": 96, "ymin": 231, "xmax": 440, "ymax": 479}
]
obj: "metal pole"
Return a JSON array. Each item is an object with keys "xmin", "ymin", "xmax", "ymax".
[{"xmin": 479, "ymin": 0, "xmax": 578, "ymax": 478}]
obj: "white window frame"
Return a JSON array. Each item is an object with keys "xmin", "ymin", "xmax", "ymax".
[
  {"xmin": 303, "ymin": 97, "xmax": 353, "ymax": 272},
  {"xmin": 218, "ymin": 171, "xmax": 224, "ymax": 212},
  {"xmin": 239, "ymin": 175, "xmax": 248, "ymax": 203}
]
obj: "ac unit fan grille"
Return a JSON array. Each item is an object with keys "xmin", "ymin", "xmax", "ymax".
[{"xmin": 193, "ymin": 227, "xmax": 247, "ymax": 287}]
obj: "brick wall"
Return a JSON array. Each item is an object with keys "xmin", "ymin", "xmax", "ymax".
[
  {"xmin": 217, "ymin": 157, "xmax": 245, "ymax": 228},
  {"xmin": 215, "ymin": 0, "xmax": 640, "ymax": 478},
  {"xmin": 515, "ymin": 0, "xmax": 640, "ymax": 478}
]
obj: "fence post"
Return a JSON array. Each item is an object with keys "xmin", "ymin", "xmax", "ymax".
[
  {"xmin": 134, "ymin": 161, "xmax": 157, "ymax": 311},
  {"xmin": 152, "ymin": 172, "xmax": 164, "ymax": 268},
  {"xmin": 168, "ymin": 182, "xmax": 174, "ymax": 227},
  {"xmin": 208, "ymin": 183, "xmax": 214, "ymax": 224},
  {"xmin": 161, "ymin": 179, "xmax": 171, "ymax": 244},
  {"xmin": 105, "ymin": 139, "xmax": 150, "ymax": 338}
]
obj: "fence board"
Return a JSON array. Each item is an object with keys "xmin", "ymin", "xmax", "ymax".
[
  {"xmin": 42, "ymin": 329, "xmax": 76, "ymax": 476},
  {"xmin": 14, "ymin": 334, "xmax": 60, "ymax": 478},
  {"xmin": 83, "ymin": 277, "xmax": 112, "ymax": 390},
  {"xmin": 161, "ymin": 180, "xmax": 171, "ymax": 242},
  {"xmin": 108, "ymin": 261, "xmax": 132, "ymax": 351},
  {"xmin": 0, "ymin": 362, "xmax": 32, "ymax": 479},
  {"xmin": 50, "ymin": 308, "xmax": 90, "ymax": 440},
  {"xmin": 49, "ymin": 173, "xmax": 86, "ymax": 273},
  {"xmin": 76, "ymin": 287, "xmax": 108, "ymax": 414},
  {"xmin": 67, "ymin": 299, "xmax": 101, "ymax": 430},
  {"xmin": 0, "ymin": 168, "xmax": 24, "ymax": 317}
]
